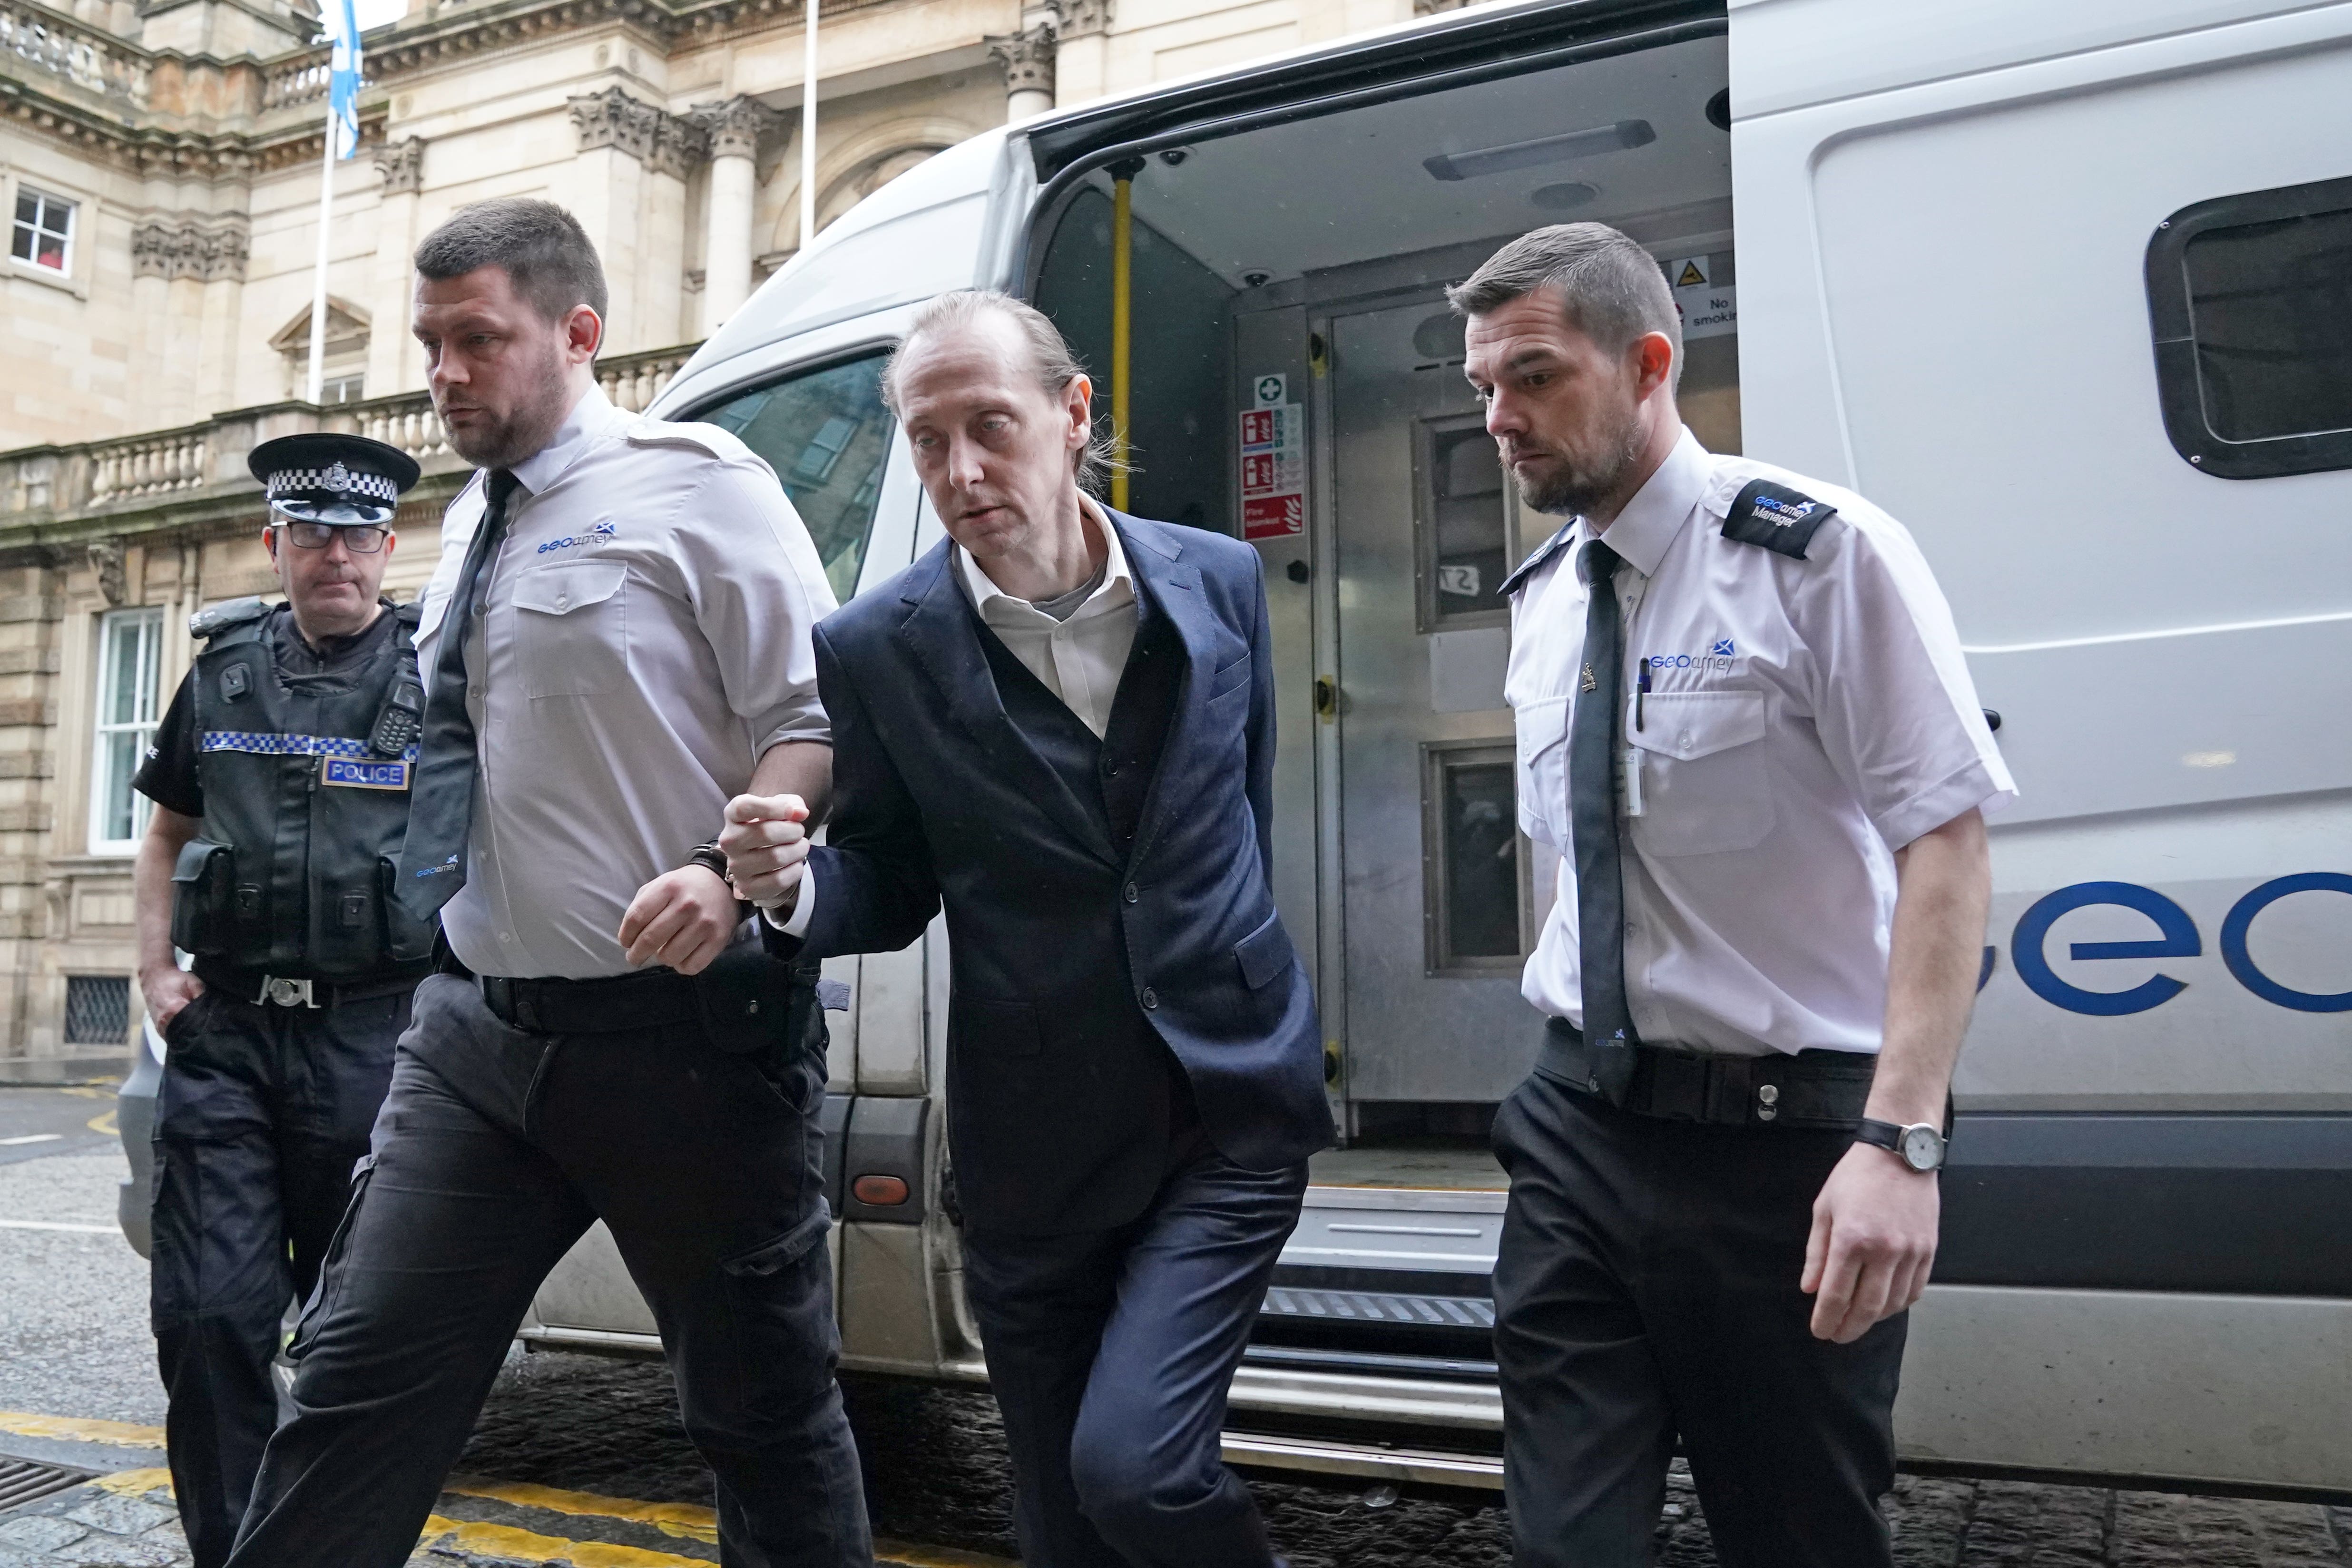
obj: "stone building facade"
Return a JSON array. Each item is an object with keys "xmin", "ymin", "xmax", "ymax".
[{"xmin": 0, "ymin": 0, "xmax": 1430, "ymax": 1066}]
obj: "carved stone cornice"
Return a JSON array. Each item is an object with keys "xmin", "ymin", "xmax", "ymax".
[
  {"xmin": 686, "ymin": 94, "xmax": 783, "ymax": 160},
  {"xmin": 374, "ymin": 135, "xmax": 425, "ymax": 195},
  {"xmin": 985, "ymin": 20, "xmax": 1056, "ymax": 96},
  {"xmin": 1046, "ymin": 0, "xmax": 1107, "ymax": 39},
  {"xmin": 131, "ymin": 218, "xmax": 251, "ymax": 282},
  {"xmin": 567, "ymin": 85, "xmax": 706, "ymax": 178}
]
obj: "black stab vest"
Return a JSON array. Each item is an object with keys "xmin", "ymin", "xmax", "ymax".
[{"xmin": 171, "ymin": 598, "xmax": 436, "ymax": 980}]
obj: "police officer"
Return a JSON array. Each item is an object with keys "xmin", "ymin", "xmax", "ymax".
[
  {"xmin": 1456, "ymin": 223, "xmax": 2016, "ymax": 1565},
  {"xmin": 130, "ymin": 432, "xmax": 428, "ymax": 1568}
]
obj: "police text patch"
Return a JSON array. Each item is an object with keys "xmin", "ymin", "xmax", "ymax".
[
  {"xmin": 321, "ymin": 757, "xmax": 411, "ymax": 790},
  {"xmin": 1723, "ymin": 479, "xmax": 1837, "ymax": 559}
]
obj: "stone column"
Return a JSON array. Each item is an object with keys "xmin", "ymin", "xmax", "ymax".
[
  {"xmin": 690, "ymin": 97, "xmax": 783, "ymax": 333},
  {"xmin": 371, "ymin": 137, "xmax": 426, "ymax": 395},
  {"xmin": 1043, "ymin": 0, "xmax": 1109, "ymax": 108},
  {"xmin": 987, "ymin": 20, "xmax": 1058, "ymax": 123},
  {"xmin": 566, "ymin": 88, "xmax": 706, "ymax": 353}
]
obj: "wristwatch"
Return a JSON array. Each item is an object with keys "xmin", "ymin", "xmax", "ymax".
[{"xmin": 1853, "ymin": 1117, "xmax": 1946, "ymax": 1173}]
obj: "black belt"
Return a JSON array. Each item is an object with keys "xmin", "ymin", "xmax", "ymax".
[
  {"xmin": 196, "ymin": 961, "xmax": 427, "ymax": 1010},
  {"xmin": 1538, "ymin": 1018, "xmax": 1876, "ymax": 1129},
  {"xmin": 469, "ymin": 967, "xmax": 703, "ymax": 1035}
]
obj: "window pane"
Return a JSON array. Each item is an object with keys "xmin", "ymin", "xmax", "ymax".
[
  {"xmin": 705, "ymin": 353, "xmax": 893, "ymax": 605},
  {"xmin": 98, "ymin": 733, "xmax": 141, "ymax": 843},
  {"xmin": 2185, "ymin": 206, "xmax": 2352, "ymax": 441},
  {"xmin": 1430, "ymin": 424, "xmax": 1508, "ymax": 618},
  {"xmin": 102, "ymin": 620, "xmax": 141, "ymax": 725},
  {"xmin": 13, "ymin": 192, "xmax": 33, "ymax": 226},
  {"xmin": 8, "ymin": 226, "xmax": 29, "ymax": 263},
  {"xmin": 1441, "ymin": 759, "xmax": 1520, "ymax": 960}
]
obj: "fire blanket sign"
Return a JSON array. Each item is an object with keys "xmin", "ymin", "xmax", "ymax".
[{"xmin": 1240, "ymin": 386, "xmax": 1305, "ymax": 540}]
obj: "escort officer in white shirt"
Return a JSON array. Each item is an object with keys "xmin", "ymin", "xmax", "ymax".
[
  {"xmin": 224, "ymin": 198, "xmax": 871, "ymax": 1568},
  {"xmin": 1457, "ymin": 223, "xmax": 2014, "ymax": 1565}
]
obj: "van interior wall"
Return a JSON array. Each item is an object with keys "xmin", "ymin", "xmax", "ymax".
[
  {"xmin": 1023, "ymin": 33, "xmax": 1743, "ymax": 1154},
  {"xmin": 1034, "ymin": 184, "xmax": 1239, "ymax": 533}
]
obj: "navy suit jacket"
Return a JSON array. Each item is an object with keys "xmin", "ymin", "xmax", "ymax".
[{"xmin": 773, "ymin": 509, "xmax": 1333, "ymax": 1234}]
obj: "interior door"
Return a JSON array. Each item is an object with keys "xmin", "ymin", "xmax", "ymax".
[{"xmin": 1328, "ymin": 295, "xmax": 1549, "ymax": 1107}]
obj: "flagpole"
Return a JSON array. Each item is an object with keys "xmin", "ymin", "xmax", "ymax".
[
  {"xmin": 306, "ymin": 66, "xmax": 335, "ymax": 405},
  {"xmin": 799, "ymin": 0, "xmax": 817, "ymax": 251}
]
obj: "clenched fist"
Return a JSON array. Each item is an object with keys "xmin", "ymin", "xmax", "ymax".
[{"xmin": 720, "ymin": 793, "xmax": 812, "ymax": 912}]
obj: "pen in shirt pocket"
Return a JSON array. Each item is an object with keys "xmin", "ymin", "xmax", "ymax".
[{"xmin": 1635, "ymin": 658, "xmax": 1650, "ymax": 731}]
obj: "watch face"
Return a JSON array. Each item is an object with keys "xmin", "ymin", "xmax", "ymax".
[{"xmin": 1900, "ymin": 1125, "xmax": 1943, "ymax": 1171}]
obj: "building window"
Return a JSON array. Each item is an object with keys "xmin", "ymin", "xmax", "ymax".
[
  {"xmin": 2146, "ymin": 173, "xmax": 2352, "ymax": 479},
  {"xmin": 90, "ymin": 608, "xmax": 164, "ymax": 853},
  {"xmin": 63, "ymin": 975, "xmax": 131, "ymax": 1047},
  {"xmin": 10, "ymin": 188, "xmax": 74, "ymax": 274},
  {"xmin": 321, "ymin": 372, "xmax": 366, "ymax": 405}
]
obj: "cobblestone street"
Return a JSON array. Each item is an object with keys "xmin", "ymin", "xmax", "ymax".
[{"xmin": 2, "ymin": 1101, "xmax": 2348, "ymax": 1568}]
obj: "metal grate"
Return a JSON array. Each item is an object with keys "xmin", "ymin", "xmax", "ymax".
[
  {"xmin": 1261, "ymin": 1287, "xmax": 1495, "ymax": 1331},
  {"xmin": 62, "ymin": 974, "xmax": 131, "ymax": 1046},
  {"xmin": 0, "ymin": 1458, "xmax": 96, "ymax": 1510}
]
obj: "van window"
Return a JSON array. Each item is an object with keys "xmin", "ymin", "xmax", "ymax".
[
  {"xmin": 2146, "ymin": 174, "xmax": 2352, "ymax": 479},
  {"xmin": 704, "ymin": 352, "xmax": 894, "ymax": 603}
]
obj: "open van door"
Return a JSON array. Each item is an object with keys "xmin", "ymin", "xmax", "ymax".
[{"xmin": 1729, "ymin": 0, "xmax": 2352, "ymax": 1495}]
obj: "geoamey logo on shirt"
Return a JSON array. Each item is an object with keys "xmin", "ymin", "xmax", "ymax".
[
  {"xmin": 1646, "ymin": 638, "xmax": 1736, "ymax": 674},
  {"xmin": 537, "ymin": 520, "xmax": 617, "ymax": 555}
]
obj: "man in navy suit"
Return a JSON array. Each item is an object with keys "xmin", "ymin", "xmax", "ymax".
[{"xmin": 722, "ymin": 290, "xmax": 1332, "ymax": 1568}]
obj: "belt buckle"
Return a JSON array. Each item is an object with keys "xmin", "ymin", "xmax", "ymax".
[{"xmin": 261, "ymin": 976, "xmax": 316, "ymax": 1009}]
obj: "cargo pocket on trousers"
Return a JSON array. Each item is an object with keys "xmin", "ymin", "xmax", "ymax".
[
  {"xmin": 288, "ymin": 1154, "xmax": 375, "ymax": 1360},
  {"xmin": 722, "ymin": 1205, "xmax": 838, "ymax": 1408}
]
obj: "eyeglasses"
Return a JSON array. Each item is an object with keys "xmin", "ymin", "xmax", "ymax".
[{"xmin": 276, "ymin": 522, "xmax": 390, "ymax": 553}]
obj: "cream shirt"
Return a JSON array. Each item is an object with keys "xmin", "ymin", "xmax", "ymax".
[
  {"xmin": 1507, "ymin": 429, "xmax": 2016, "ymax": 1057},
  {"xmin": 417, "ymin": 386, "xmax": 836, "ymax": 978},
  {"xmin": 774, "ymin": 499, "xmax": 1136, "ymax": 936}
]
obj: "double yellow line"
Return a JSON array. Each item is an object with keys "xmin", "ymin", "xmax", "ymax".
[{"xmin": 1, "ymin": 1411, "xmax": 1012, "ymax": 1567}]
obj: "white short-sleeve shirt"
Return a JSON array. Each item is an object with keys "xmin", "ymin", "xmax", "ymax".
[
  {"xmin": 414, "ymin": 385, "xmax": 837, "ymax": 980},
  {"xmin": 1506, "ymin": 428, "xmax": 2015, "ymax": 1057}
]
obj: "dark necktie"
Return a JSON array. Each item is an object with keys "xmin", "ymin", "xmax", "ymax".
[
  {"xmin": 1569, "ymin": 538, "xmax": 1640, "ymax": 1100},
  {"xmin": 395, "ymin": 469, "xmax": 520, "ymax": 919}
]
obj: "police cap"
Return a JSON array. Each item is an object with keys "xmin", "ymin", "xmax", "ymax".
[{"xmin": 246, "ymin": 433, "xmax": 421, "ymax": 527}]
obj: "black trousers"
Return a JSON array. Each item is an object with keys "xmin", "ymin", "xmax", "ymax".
[
  {"xmin": 224, "ymin": 972, "xmax": 870, "ymax": 1568},
  {"xmin": 150, "ymin": 981, "xmax": 407, "ymax": 1568},
  {"xmin": 1490, "ymin": 1068, "xmax": 1905, "ymax": 1568},
  {"xmin": 960, "ymin": 1135, "xmax": 1306, "ymax": 1568}
]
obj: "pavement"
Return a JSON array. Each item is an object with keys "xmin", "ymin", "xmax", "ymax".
[{"xmin": 0, "ymin": 1088, "xmax": 2347, "ymax": 1568}]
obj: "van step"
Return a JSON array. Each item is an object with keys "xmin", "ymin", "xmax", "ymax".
[
  {"xmin": 1243, "ymin": 1344, "xmax": 1499, "ymax": 1382},
  {"xmin": 1261, "ymin": 1286, "xmax": 1495, "ymax": 1331},
  {"xmin": 1219, "ymin": 1430, "xmax": 1504, "ymax": 1491}
]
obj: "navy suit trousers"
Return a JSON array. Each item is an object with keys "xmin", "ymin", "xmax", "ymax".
[{"xmin": 961, "ymin": 1134, "xmax": 1306, "ymax": 1568}]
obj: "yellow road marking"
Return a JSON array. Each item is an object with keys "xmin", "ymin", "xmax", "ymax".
[
  {"xmin": 86, "ymin": 1110, "xmax": 118, "ymax": 1137},
  {"xmin": 7, "ymin": 1420, "xmax": 1018, "ymax": 1567},
  {"xmin": 0, "ymin": 1411, "xmax": 165, "ymax": 1448},
  {"xmin": 420, "ymin": 1515, "xmax": 713, "ymax": 1568},
  {"xmin": 874, "ymin": 1540, "xmax": 1021, "ymax": 1567},
  {"xmin": 443, "ymin": 1477, "xmax": 719, "ymax": 1546}
]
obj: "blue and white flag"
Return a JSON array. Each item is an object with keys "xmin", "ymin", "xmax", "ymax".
[{"xmin": 323, "ymin": 0, "xmax": 362, "ymax": 159}]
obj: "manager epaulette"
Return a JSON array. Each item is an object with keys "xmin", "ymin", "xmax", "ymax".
[{"xmin": 1722, "ymin": 479, "xmax": 1838, "ymax": 559}]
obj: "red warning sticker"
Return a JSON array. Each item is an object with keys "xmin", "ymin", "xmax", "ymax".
[{"xmin": 1244, "ymin": 494, "xmax": 1304, "ymax": 539}]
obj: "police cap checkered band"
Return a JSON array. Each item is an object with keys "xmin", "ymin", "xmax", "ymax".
[
  {"xmin": 245, "ymin": 432, "xmax": 422, "ymax": 503},
  {"xmin": 266, "ymin": 466, "xmax": 401, "ymax": 504}
]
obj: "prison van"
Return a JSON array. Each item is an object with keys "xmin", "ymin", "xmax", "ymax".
[{"xmin": 516, "ymin": 0, "xmax": 2352, "ymax": 1498}]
